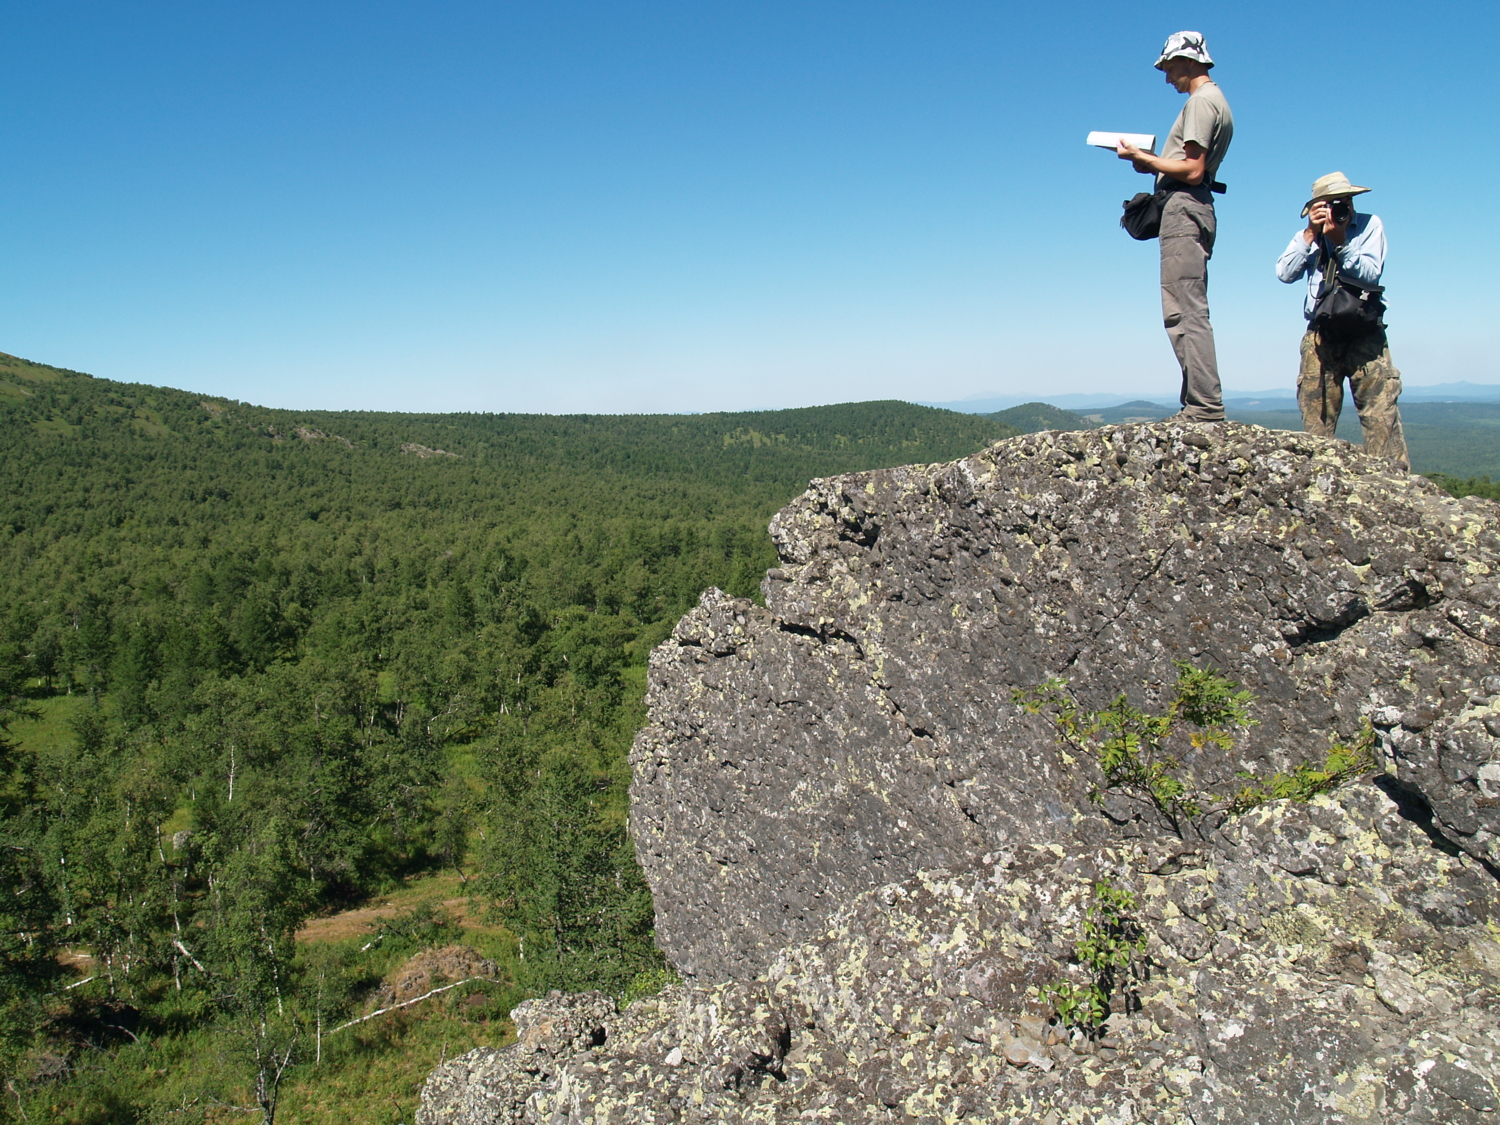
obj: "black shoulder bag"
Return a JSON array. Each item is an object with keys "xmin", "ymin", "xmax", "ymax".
[
  {"xmin": 1309, "ymin": 238, "xmax": 1386, "ymax": 339},
  {"xmin": 1120, "ymin": 179, "xmax": 1227, "ymax": 241},
  {"xmin": 1120, "ymin": 188, "xmax": 1166, "ymax": 240}
]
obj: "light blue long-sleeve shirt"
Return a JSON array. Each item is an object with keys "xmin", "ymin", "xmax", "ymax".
[{"xmin": 1275, "ymin": 211, "xmax": 1386, "ymax": 320}]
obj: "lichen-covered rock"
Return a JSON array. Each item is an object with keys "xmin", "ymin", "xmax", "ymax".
[
  {"xmin": 417, "ymin": 990, "xmax": 615, "ymax": 1124},
  {"xmin": 419, "ymin": 421, "xmax": 1500, "ymax": 1124},
  {"xmin": 418, "ymin": 786, "xmax": 1500, "ymax": 1123},
  {"xmin": 630, "ymin": 422, "xmax": 1500, "ymax": 979}
]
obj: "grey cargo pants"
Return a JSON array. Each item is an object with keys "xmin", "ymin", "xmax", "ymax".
[{"xmin": 1160, "ymin": 190, "xmax": 1224, "ymax": 421}]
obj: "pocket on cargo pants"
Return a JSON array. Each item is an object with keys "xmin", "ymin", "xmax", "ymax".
[{"xmin": 1159, "ymin": 194, "xmax": 1215, "ymax": 331}]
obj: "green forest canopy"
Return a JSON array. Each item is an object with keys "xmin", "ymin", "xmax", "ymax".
[{"xmin": 0, "ymin": 351, "xmax": 1021, "ymax": 1118}]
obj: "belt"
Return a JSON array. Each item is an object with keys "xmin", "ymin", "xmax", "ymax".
[{"xmin": 1161, "ymin": 178, "xmax": 1227, "ymax": 195}]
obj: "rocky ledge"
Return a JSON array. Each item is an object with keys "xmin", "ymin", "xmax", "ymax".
[
  {"xmin": 419, "ymin": 421, "xmax": 1500, "ymax": 1124},
  {"xmin": 420, "ymin": 786, "xmax": 1498, "ymax": 1123}
]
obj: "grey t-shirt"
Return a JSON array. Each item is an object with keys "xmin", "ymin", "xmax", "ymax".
[{"xmin": 1160, "ymin": 81, "xmax": 1233, "ymax": 183}]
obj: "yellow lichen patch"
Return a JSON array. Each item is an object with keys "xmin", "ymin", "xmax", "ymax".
[{"xmin": 1263, "ymin": 903, "xmax": 1328, "ymax": 955}]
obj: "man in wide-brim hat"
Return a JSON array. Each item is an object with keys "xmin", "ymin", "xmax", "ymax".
[
  {"xmin": 1300, "ymin": 172, "xmax": 1370, "ymax": 217},
  {"xmin": 1276, "ymin": 172, "xmax": 1410, "ymax": 470}
]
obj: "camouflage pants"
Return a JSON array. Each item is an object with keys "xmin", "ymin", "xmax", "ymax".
[{"xmin": 1297, "ymin": 328, "xmax": 1410, "ymax": 472}]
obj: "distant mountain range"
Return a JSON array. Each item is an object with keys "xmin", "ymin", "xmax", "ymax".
[
  {"xmin": 986, "ymin": 400, "xmax": 1173, "ymax": 430},
  {"xmin": 965, "ymin": 394, "xmax": 1500, "ymax": 480},
  {"xmin": 921, "ymin": 381, "xmax": 1500, "ymax": 415}
]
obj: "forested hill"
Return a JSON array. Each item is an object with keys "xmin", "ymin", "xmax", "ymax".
[
  {"xmin": 0, "ymin": 351, "xmax": 1018, "ymax": 1119},
  {"xmin": 1, "ymin": 348, "xmax": 1014, "ymax": 482},
  {"xmin": 1, "ymin": 349, "xmax": 1019, "ymax": 682}
]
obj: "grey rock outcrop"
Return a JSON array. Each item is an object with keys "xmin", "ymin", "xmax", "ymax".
[
  {"xmin": 419, "ymin": 786, "xmax": 1500, "ymax": 1123},
  {"xmin": 419, "ymin": 422, "xmax": 1500, "ymax": 1124},
  {"xmin": 418, "ymin": 990, "xmax": 616, "ymax": 1124},
  {"xmin": 630, "ymin": 422, "xmax": 1499, "ymax": 980}
]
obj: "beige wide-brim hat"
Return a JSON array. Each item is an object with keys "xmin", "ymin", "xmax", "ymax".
[{"xmin": 1301, "ymin": 171, "xmax": 1372, "ymax": 216}]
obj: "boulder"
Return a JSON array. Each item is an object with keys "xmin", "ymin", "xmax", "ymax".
[
  {"xmin": 373, "ymin": 945, "xmax": 498, "ymax": 1008},
  {"xmin": 418, "ymin": 787, "xmax": 1500, "ymax": 1123},
  {"xmin": 630, "ymin": 422, "xmax": 1500, "ymax": 980},
  {"xmin": 419, "ymin": 422, "xmax": 1500, "ymax": 1124},
  {"xmin": 417, "ymin": 990, "xmax": 615, "ymax": 1124}
]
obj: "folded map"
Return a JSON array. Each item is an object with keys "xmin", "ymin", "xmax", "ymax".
[{"xmin": 1086, "ymin": 131, "xmax": 1156, "ymax": 151}]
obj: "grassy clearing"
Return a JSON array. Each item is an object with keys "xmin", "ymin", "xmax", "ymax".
[
  {"xmin": 10, "ymin": 691, "xmax": 93, "ymax": 756},
  {"xmin": 0, "ymin": 351, "xmax": 69, "ymax": 383},
  {"xmin": 275, "ymin": 1001, "xmax": 518, "ymax": 1125},
  {"xmin": 279, "ymin": 882, "xmax": 524, "ymax": 1124},
  {"xmin": 22, "ymin": 988, "xmax": 518, "ymax": 1124},
  {"xmin": 297, "ymin": 871, "xmax": 477, "ymax": 945},
  {"xmin": 20, "ymin": 870, "xmax": 523, "ymax": 1123},
  {"xmin": 13, "ymin": 698, "xmax": 524, "ymax": 1123}
]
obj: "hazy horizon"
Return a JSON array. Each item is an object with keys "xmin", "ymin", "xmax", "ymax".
[{"xmin": 4, "ymin": 1, "xmax": 1496, "ymax": 414}]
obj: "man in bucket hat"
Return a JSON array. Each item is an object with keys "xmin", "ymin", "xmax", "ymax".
[
  {"xmin": 1116, "ymin": 32, "xmax": 1234, "ymax": 422},
  {"xmin": 1276, "ymin": 172, "xmax": 1409, "ymax": 471}
]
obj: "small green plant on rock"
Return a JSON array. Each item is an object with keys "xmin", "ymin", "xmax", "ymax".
[
  {"xmin": 1228, "ymin": 719, "xmax": 1379, "ymax": 813},
  {"xmin": 1014, "ymin": 662, "xmax": 1255, "ymax": 838},
  {"xmin": 620, "ymin": 966, "xmax": 680, "ymax": 1009},
  {"xmin": 1042, "ymin": 879, "xmax": 1146, "ymax": 1034},
  {"xmin": 1017, "ymin": 665, "xmax": 1379, "ymax": 837}
]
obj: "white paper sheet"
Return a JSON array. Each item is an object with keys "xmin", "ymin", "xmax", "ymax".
[{"xmin": 1086, "ymin": 131, "xmax": 1156, "ymax": 151}]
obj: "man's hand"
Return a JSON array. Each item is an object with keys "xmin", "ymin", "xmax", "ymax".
[
  {"xmin": 1304, "ymin": 200, "xmax": 1349, "ymax": 246},
  {"xmin": 1116, "ymin": 140, "xmax": 1157, "ymax": 174}
]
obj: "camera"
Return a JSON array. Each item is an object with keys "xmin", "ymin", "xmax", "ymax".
[{"xmin": 1329, "ymin": 199, "xmax": 1353, "ymax": 225}]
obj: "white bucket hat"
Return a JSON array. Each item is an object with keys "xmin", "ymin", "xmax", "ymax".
[
  {"xmin": 1154, "ymin": 31, "xmax": 1214, "ymax": 70},
  {"xmin": 1300, "ymin": 171, "xmax": 1372, "ymax": 217}
]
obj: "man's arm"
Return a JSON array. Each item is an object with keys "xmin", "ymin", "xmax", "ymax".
[
  {"xmin": 1276, "ymin": 232, "xmax": 1318, "ymax": 283},
  {"xmin": 1116, "ymin": 139, "xmax": 1207, "ymax": 184},
  {"xmin": 1335, "ymin": 214, "xmax": 1385, "ymax": 287}
]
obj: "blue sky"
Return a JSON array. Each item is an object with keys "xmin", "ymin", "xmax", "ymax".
[{"xmin": 3, "ymin": 1, "xmax": 1496, "ymax": 414}]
